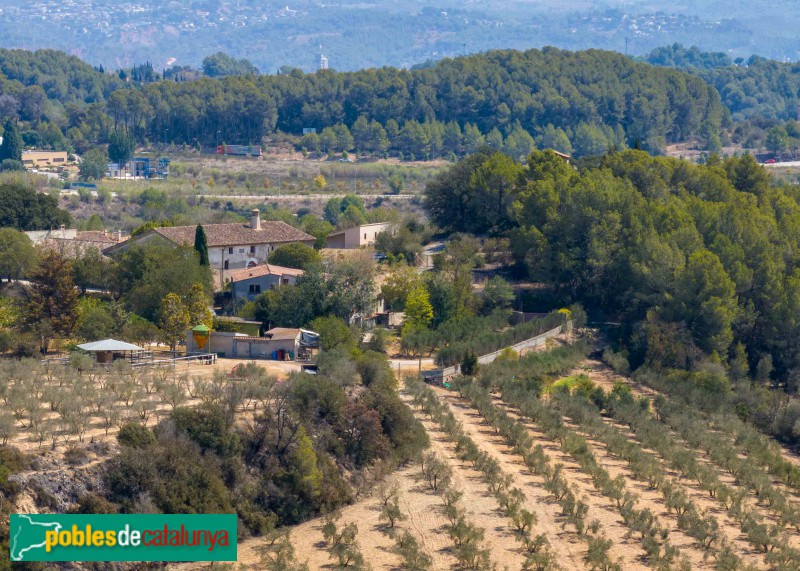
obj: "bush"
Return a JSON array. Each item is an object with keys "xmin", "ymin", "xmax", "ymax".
[
  {"xmin": 117, "ymin": 422, "xmax": 156, "ymax": 448},
  {"xmin": 171, "ymin": 403, "xmax": 240, "ymax": 457}
]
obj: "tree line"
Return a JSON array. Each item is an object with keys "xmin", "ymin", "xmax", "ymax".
[
  {"xmin": 425, "ymin": 148, "xmax": 800, "ymax": 391},
  {"xmin": 0, "ymin": 47, "xmax": 726, "ymax": 158}
]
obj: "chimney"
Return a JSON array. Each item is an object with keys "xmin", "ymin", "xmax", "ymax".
[{"xmin": 251, "ymin": 209, "xmax": 261, "ymax": 230}]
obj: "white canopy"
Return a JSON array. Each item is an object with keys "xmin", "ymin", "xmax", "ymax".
[{"xmin": 77, "ymin": 339, "xmax": 143, "ymax": 352}]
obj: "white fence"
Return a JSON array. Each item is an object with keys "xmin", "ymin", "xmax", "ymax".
[{"xmin": 423, "ymin": 323, "xmax": 568, "ymax": 384}]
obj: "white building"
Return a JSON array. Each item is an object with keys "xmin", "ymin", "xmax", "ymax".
[{"xmin": 105, "ymin": 210, "xmax": 315, "ymax": 280}]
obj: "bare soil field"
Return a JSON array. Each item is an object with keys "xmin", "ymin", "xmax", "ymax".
[{"xmin": 10, "ymin": 343, "xmax": 800, "ymax": 570}]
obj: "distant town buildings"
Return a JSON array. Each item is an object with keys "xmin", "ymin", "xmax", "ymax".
[{"xmin": 317, "ymin": 52, "xmax": 328, "ymax": 70}]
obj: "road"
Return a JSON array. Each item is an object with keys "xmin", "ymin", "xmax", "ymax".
[
  {"xmin": 197, "ymin": 193, "xmax": 417, "ymax": 201},
  {"xmin": 763, "ymin": 161, "xmax": 800, "ymax": 167}
]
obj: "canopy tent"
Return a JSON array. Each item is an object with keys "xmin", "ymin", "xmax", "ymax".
[{"xmin": 77, "ymin": 339, "xmax": 144, "ymax": 363}]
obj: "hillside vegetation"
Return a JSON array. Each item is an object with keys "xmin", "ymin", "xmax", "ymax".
[
  {"xmin": 427, "ymin": 149, "xmax": 800, "ymax": 445},
  {"xmin": 0, "ymin": 48, "xmax": 725, "ymax": 158}
]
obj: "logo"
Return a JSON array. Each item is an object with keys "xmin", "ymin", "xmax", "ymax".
[{"xmin": 10, "ymin": 514, "xmax": 237, "ymax": 562}]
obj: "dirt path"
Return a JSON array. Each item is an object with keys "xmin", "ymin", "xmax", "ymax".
[
  {"xmin": 170, "ymin": 461, "xmax": 455, "ymax": 571},
  {"xmin": 576, "ymin": 360, "xmax": 800, "ymax": 545},
  {"xmin": 439, "ymin": 388, "xmax": 686, "ymax": 570},
  {"xmin": 429, "ymin": 391, "xmax": 601, "ymax": 570},
  {"xmin": 575, "ymin": 359, "xmax": 800, "ymax": 472},
  {"xmin": 487, "ymin": 395, "xmax": 724, "ymax": 570},
  {"xmin": 407, "ymin": 400, "xmax": 528, "ymax": 571},
  {"xmin": 562, "ymin": 415, "xmax": 768, "ymax": 568}
]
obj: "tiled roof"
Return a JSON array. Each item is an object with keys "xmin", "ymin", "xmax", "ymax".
[
  {"xmin": 152, "ymin": 221, "xmax": 314, "ymax": 248},
  {"xmin": 264, "ymin": 327, "xmax": 302, "ymax": 341},
  {"xmin": 227, "ymin": 263, "xmax": 304, "ymax": 282},
  {"xmin": 76, "ymin": 231, "xmax": 117, "ymax": 244}
]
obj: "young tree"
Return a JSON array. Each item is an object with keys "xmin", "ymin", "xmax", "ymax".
[
  {"xmin": 381, "ymin": 264, "xmax": 421, "ymax": 311},
  {"xmin": 0, "ymin": 228, "xmax": 37, "ymax": 282},
  {"xmin": 482, "ymin": 276, "xmax": 515, "ymax": 313},
  {"xmin": 24, "ymin": 250, "xmax": 79, "ymax": 352},
  {"xmin": 158, "ymin": 293, "xmax": 189, "ymax": 353},
  {"xmin": 404, "ymin": 285, "xmax": 433, "ymax": 332},
  {"xmin": 186, "ymin": 282, "xmax": 213, "ymax": 328},
  {"xmin": 194, "ymin": 225, "xmax": 209, "ymax": 266},
  {"xmin": 79, "ymin": 148, "xmax": 108, "ymax": 181}
]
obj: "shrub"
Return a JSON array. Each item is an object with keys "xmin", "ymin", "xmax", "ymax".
[{"xmin": 117, "ymin": 422, "xmax": 155, "ymax": 448}]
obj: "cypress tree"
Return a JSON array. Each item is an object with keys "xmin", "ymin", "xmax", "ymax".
[
  {"xmin": 0, "ymin": 119, "xmax": 23, "ymax": 162},
  {"xmin": 194, "ymin": 224, "xmax": 209, "ymax": 266}
]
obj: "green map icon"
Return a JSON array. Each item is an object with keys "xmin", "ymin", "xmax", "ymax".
[{"xmin": 10, "ymin": 515, "xmax": 63, "ymax": 561}]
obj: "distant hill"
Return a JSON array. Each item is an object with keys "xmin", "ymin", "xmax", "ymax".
[
  {"xmin": 645, "ymin": 44, "xmax": 800, "ymax": 122},
  {"xmin": 4, "ymin": 0, "xmax": 800, "ymax": 73},
  {"xmin": 0, "ymin": 47, "xmax": 726, "ymax": 158}
]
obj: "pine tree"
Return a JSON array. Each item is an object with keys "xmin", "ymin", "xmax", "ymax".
[
  {"xmin": 194, "ymin": 225, "xmax": 209, "ymax": 266},
  {"xmin": 186, "ymin": 282, "xmax": 213, "ymax": 328},
  {"xmin": 0, "ymin": 119, "xmax": 23, "ymax": 162},
  {"xmin": 24, "ymin": 250, "xmax": 79, "ymax": 352},
  {"xmin": 158, "ymin": 293, "xmax": 189, "ymax": 353}
]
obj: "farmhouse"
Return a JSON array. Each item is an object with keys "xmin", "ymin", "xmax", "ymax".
[
  {"xmin": 227, "ymin": 263, "xmax": 304, "ymax": 303},
  {"xmin": 325, "ymin": 222, "xmax": 394, "ymax": 249},
  {"xmin": 105, "ymin": 210, "xmax": 315, "ymax": 280}
]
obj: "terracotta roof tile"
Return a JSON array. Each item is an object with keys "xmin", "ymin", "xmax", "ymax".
[
  {"xmin": 76, "ymin": 231, "xmax": 117, "ymax": 244},
  {"xmin": 227, "ymin": 263, "xmax": 304, "ymax": 282},
  {"xmin": 153, "ymin": 221, "xmax": 314, "ymax": 248}
]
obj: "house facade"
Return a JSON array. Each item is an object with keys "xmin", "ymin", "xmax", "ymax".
[
  {"xmin": 325, "ymin": 222, "xmax": 394, "ymax": 249},
  {"xmin": 105, "ymin": 211, "xmax": 315, "ymax": 282},
  {"xmin": 227, "ymin": 263, "xmax": 304, "ymax": 302}
]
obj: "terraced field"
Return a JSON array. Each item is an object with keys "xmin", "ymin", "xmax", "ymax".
[{"xmin": 163, "ymin": 340, "xmax": 800, "ymax": 570}]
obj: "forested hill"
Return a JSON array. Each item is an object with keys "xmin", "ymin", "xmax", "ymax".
[
  {"xmin": 0, "ymin": 47, "xmax": 725, "ymax": 158},
  {"xmin": 646, "ymin": 44, "xmax": 800, "ymax": 122}
]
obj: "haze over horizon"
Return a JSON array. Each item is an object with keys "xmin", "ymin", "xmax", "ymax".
[{"xmin": 3, "ymin": 0, "xmax": 800, "ymax": 73}]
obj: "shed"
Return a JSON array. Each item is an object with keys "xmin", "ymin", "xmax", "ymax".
[{"xmin": 76, "ymin": 339, "xmax": 144, "ymax": 364}]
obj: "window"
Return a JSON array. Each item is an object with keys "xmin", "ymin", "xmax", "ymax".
[
  {"xmin": 224, "ymin": 260, "xmax": 229, "ymax": 270},
  {"xmin": 281, "ymin": 278, "xmax": 289, "ymax": 285},
  {"xmin": 250, "ymin": 245, "xmax": 256, "ymax": 254},
  {"xmin": 364, "ymin": 233, "xmax": 367, "ymax": 239},
  {"xmin": 249, "ymin": 284, "xmax": 261, "ymax": 294},
  {"xmin": 228, "ymin": 247, "xmax": 233, "ymax": 254},
  {"xmin": 238, "ymin": 248, "xmax": 245, "ymax": 254}
]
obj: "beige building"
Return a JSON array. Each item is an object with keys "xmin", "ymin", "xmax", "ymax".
[
  {"xmin": 325, "ymin": 222, "xmax": 394, "ymax": 249},
  {"xmin": 22, "ymin": 150, "xmax": 68, "ymax": 168}
]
